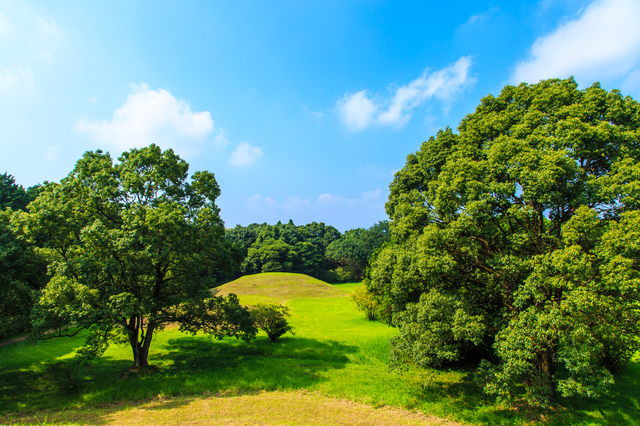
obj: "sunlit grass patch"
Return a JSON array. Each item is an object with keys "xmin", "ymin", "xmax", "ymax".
[{"xmin": 212, "ymin": 272, "xmax": 347, "ymax": 302}]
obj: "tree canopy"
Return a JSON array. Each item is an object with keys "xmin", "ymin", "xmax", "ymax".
[
  {"xmin": 367, "ymin": 78, "xmax": 640, "ymax": 405},
  {"xmin": 233, "ymin": 220, "xmax": 340, "ymax": 279},
  {"xmin": 0, "ymin": 172, "xmax": 42, "ymax": 211},
  {"xmin": 325, "ymin": 221, "xmax": 390, "ymax": 281},
  {"xmin": 17, "ymin": 145, "xmax": 254, "ymax": 368},
  {"xmin": 0, "ymin": 209, "xmax": 48, "ymax": 338}
]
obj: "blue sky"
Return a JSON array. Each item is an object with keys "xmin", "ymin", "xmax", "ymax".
[{"xmin": 2, "ymin": 0, "xmax": 640, "ymax": 231}]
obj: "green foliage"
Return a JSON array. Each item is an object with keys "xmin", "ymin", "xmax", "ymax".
[
  {"xmin": 0, "ymin": 210, "xmax": 48, "ymax": 339},
  {"xmin": 250, "ymin": 303, "xmax": 294, "ymax": 341},
  {"xmin": 17, "ymin": 144, "xmax": 254, "ymax": 368},
  {"xmin": 226, "ymin": 223, "xmax": 268, "ymax": 258},
  {"xmin": 0, "ymin": 172, "xmax": 42, "ymax": 211},
  {"xmin": 350, "ymin": 285, "xmax": 379, "ymax": 320},
  {"xmin": 367, "ymin": 78, "xmax": 640, "ymax": 406},
  {"xmin": 389, "ymin": 289, "xmax": 485, "ymax": 368},
  {"xmin": 326, "ymin": 221, "xmax": 390, "ymax": 281},
  {"xmin": 239, "ymin": 220, "xmax": 340, "ymax": 278}
]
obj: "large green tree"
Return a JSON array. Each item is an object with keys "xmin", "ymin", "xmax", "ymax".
[
  {"xmin": 17, "ymin": 145, "xmax": 254, "ymax": 368},
  {"xmin": 367, "ymin": 78, "xmax": 640, "ymax": 405}
]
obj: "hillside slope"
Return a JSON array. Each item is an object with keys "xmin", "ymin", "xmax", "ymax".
[{"xmin": 212, "ymin": 272, "xmax": 347, "ymax": 303}]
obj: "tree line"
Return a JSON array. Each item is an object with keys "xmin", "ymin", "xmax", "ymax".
[{"xmin": 225, "ymin": 219, "xmax": 389, "ymax": 282}]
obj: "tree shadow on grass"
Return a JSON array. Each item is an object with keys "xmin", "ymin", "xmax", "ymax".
[
  {"xmin": 151, "ymin": 336, "xmax": 356, "ymax": 394},
  {"xmin": 0, "ymin": 334, "xmax": 357, "ymax": 420}
]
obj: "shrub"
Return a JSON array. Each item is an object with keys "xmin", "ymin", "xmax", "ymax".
[
  {"xmin": 351, "ymin": 285, "xmax": 378, "ymax": 321},
  {"xmin": 250, "ymin": 303, "xmax": 294, "ymax": 341}
]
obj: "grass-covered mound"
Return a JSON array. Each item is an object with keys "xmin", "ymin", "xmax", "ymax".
[{"xmin": 212, "ymin": 272, "xmax": 347, "ymax": 304}]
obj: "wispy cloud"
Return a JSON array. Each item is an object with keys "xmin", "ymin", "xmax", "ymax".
[
  {"xmin": 0, "ymin": 12, "xmax": 11, "ymax": 35},
  {"xmin": 0, "ymin": 67, "xmax": 33, "ymax": 91},
  {"xmin": 318, "ymin": 188, "xmax": 382, "ymax": 205},
  {"xmin": 0, "ymin": 6, "xmax": 64, "ymax": 92},
  {"xmin": 336, "ymin": 56, "xmax": 475, "ymax": 131},
  {"xmin": 464, "ymin": 6, "xmax": 500, "ymax": 26},
  {"xmin": 241, "ymin": 188, "xmax": 386, "ymax": 230},
  {"xmin": 247, "ymin": 194, "xmax": 309, "ymax": 215},
  {"xmin": 229, "ymin": 141, "xmax": 263, "ymax": 166},
  {"xmin": 513, "ymin": 0, "xmax": 640, "ymax": 84},
  {"xmin": 43, "ymin": 146, "xmax": 59, "ymax": 162},
  {"xmin": 74, "ymin": 83, "xmax": 221, "ymax": 156}
]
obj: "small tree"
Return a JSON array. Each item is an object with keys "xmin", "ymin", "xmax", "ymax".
[
  {"xmin": 351, "ymin": 285, "xmax": 378, "ymax": 321},
  {"xmin": 250, "ymin": 303, "xmax": 294, "ymax": 341}
]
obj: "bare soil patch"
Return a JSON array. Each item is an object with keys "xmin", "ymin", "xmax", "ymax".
[{"xmin": 4, "ymin": 390, "xmax": 462, "ymax": 425}]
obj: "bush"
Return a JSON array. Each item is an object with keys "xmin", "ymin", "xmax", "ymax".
[
  {"xmin": 250, "ymin": 303, "xmax": 294, "ymax": 341},
  {"xmin": 351, "ymin": 285, "xmax": 378, "ymax": 321}
]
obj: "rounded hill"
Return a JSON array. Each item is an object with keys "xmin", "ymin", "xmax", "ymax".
[{"xmin": 211, "ymin": 272, "xmax": 347, "ymax": 303}]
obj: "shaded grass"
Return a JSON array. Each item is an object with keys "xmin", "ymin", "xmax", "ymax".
[{"xmin": 1, "ymin": 280, "xmax": 638, "ymax": 425}]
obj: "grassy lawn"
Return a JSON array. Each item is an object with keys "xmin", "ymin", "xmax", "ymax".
[{"xmin": 0, "ymin": 275, "xmax": 638, "ymax": 425}]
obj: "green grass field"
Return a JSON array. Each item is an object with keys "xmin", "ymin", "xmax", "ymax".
[{"xmin": 0, "ymin": 273, "xmax": 638, "ymax": 425}]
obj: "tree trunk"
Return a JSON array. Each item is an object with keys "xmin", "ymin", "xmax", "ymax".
[
  {"xmin": 128, "ymin": 316, "xmax": 156, "ymax": 369},
  {"xmin": 536, "ymin": 345, "xmax": 557, "ymax": 403}
]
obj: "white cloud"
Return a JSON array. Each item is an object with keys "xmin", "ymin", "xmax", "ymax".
[
  {"xmin": 44, "ymin": 146, "xmax": 59, "ymax": 161},
  {"xmin": 336, "ymin": 56, "xmax": 475, "ymax": 131},
  {"xmin": 378, "ymin": 56, "xmax": 475, "ymax": 126},
  {"xmin": 318, "ymin": 188, "xmax": 382, "ymax": 205},
  {"xmin": 238, "ymin": 189, "xmax": 387, "ymax": 231},
  {"xmin": 0, "ymin": 7, "xmax": 64, "ymax": 56},
  {"xmin": 246, "ymin": 194, "xmax": 310, "ymax": 215},
  {"xmin": 229, "ymin": 141, "xmax": 263, "ymax": 166},
  {"xmin": 0, "ymin": 67, "xmax": 33, "ymax": 91},
  {"xmin": 513, "ymin": 0, "xmax": 640, "ymax": 84},
  {"xmin": 464, "ymin": 6, "xmax": 500, "ymax": 25},
  {"xmin": 247, "ymin": 194, "xmax": 277, "ymax": 209},
  {"xmin": 213, "ymin": 128, "xmax": 229, "ymax": 148},
  {"xmin": 0, "ymin": 12, "xmax": 11, "ymax": 35},
  {"xmin": 362, "ymin": 188, "xmax": 382, "ymax": 200},
  {"xmin": 36, "ymin": 17, "xmax": 64, "ymax": 42},
  {"xmin": 88, "ymin": 96, "xmax": 97, "ymax": 106},
  {"xmin": 74, "ymin": 83, "xmax": 217, "ymax": 156},
  {"xmin": 336, "ymin": 90, "xmax": 378, "ymax": 130}
]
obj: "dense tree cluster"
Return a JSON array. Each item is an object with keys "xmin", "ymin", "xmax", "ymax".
[
  {"xmin": 0, "ymin": 210, "xmax": 48, "ymax": 338},
  {"xmin": 0, "ymin": 172, "xmax": 42, "ymax": 211},
  {"xmin": 226, "ymin": 220, "xmax": 389, "ymax": 282},
  {"xmin": 325, "ymin": 221, "xmax": 390, "ymax": 281},
  {"xmin": 366, "ymin": 78, "xmax": 640, "ymax": 405},
  {"xmin": 0, "ymin": 173, "xmax": 48, "ymax": 339}
]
